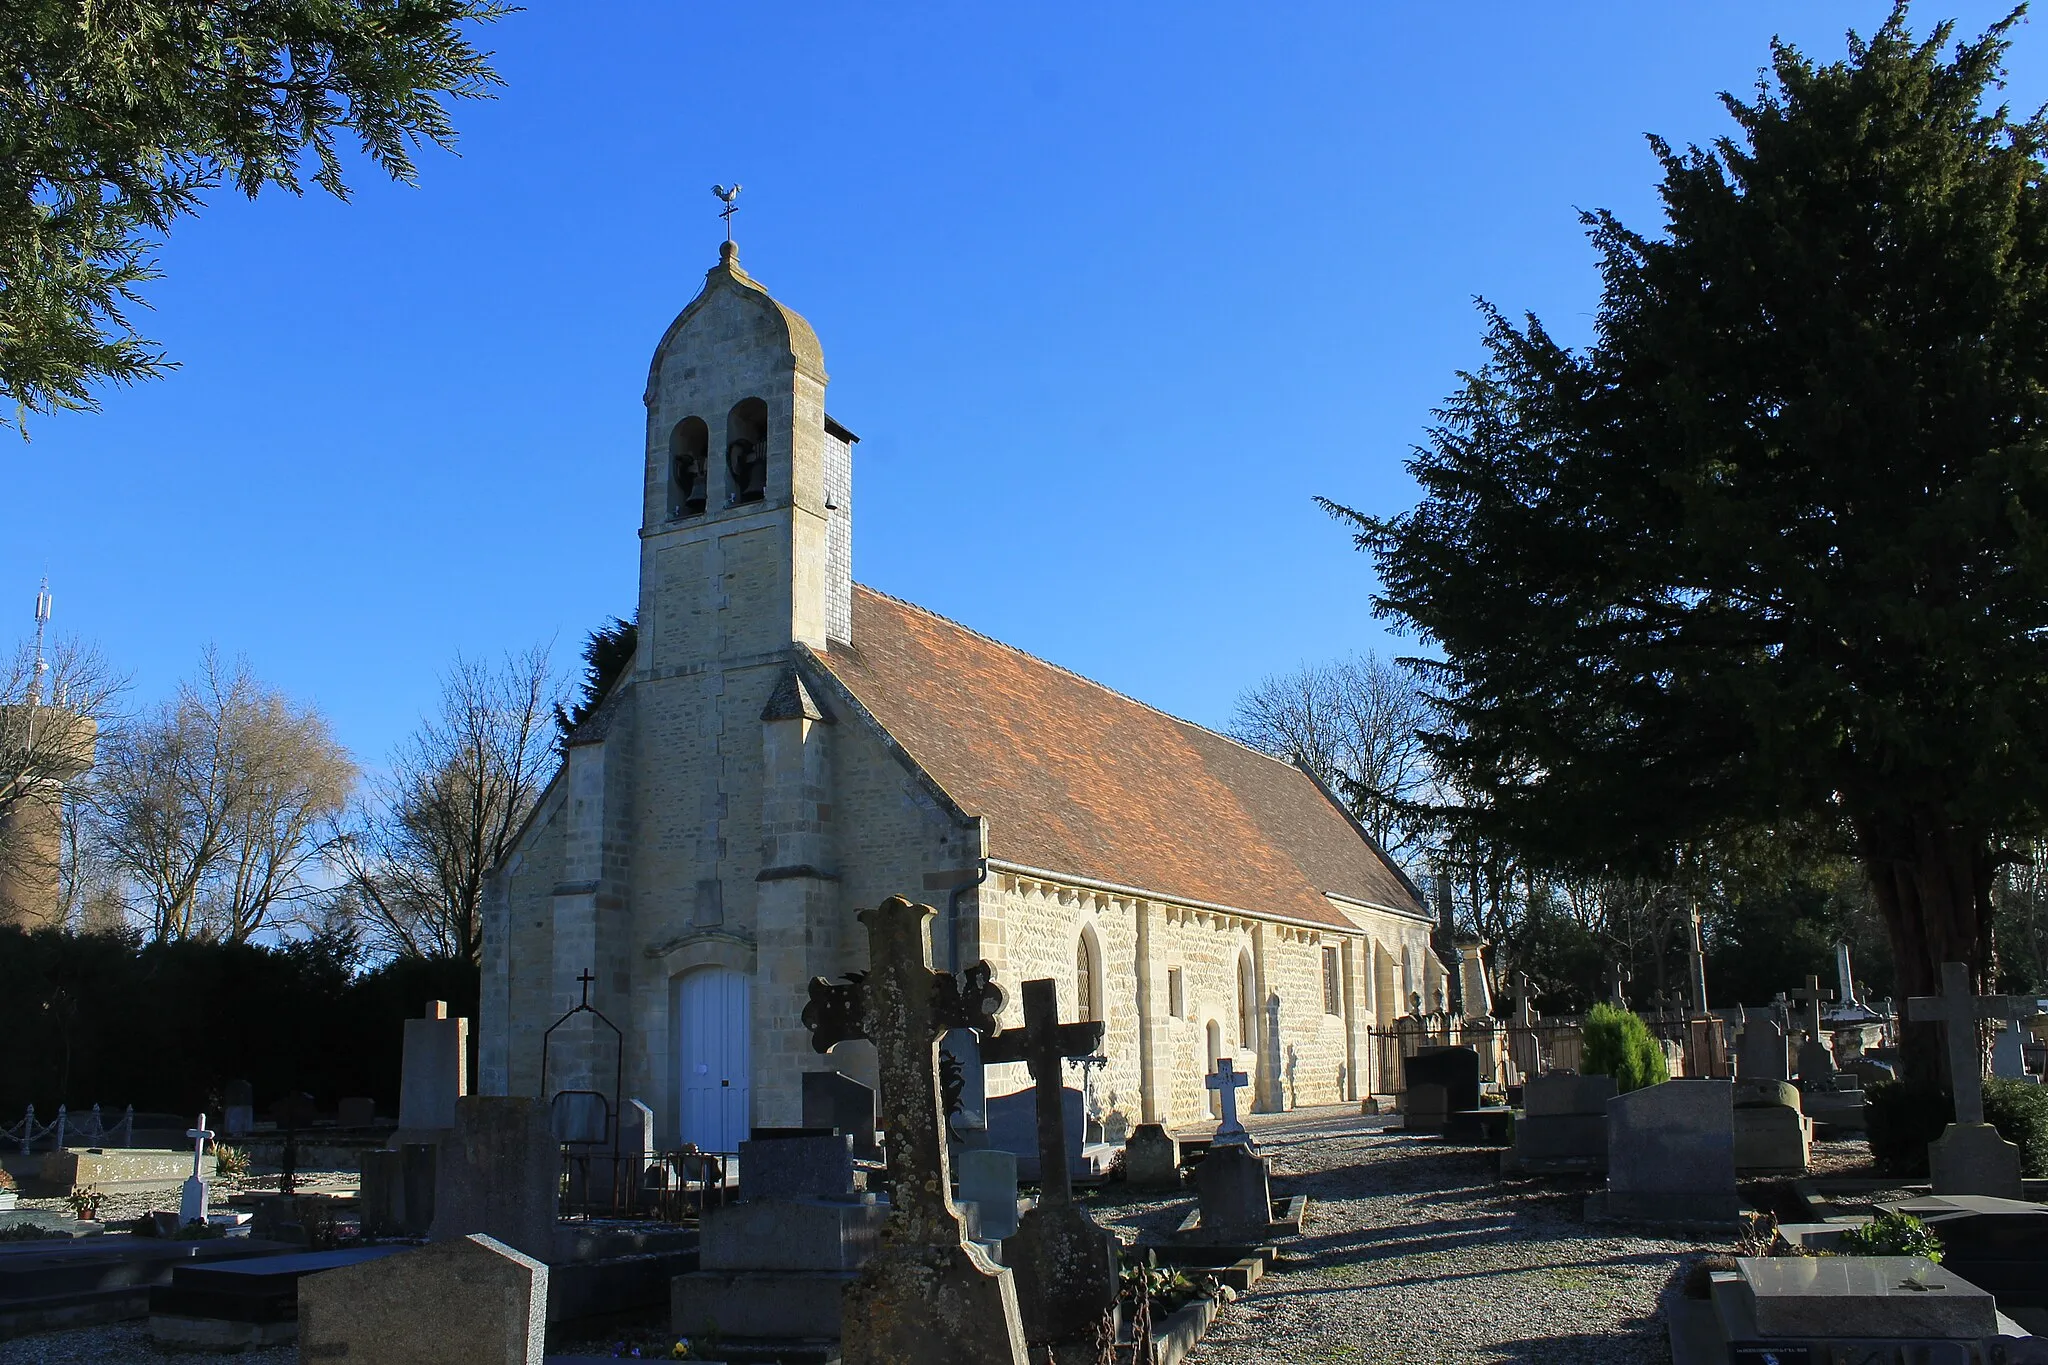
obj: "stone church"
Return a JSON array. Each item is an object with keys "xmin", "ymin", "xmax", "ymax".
[{"xmin": 479, "ymin": 240, "xmax": 1442, "ymax": 1153}]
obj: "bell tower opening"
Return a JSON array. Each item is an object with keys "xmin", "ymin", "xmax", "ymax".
[
  {"xmin": 726, "ymin": 397, "xmax": 768, "ymax": 505},
  {"xmin": 669, "ymin": 417, "xmax": 708, "ymax": 518}
]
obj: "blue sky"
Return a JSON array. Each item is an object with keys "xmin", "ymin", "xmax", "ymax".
[{"xmin": 5, "ymin": 3, "xmax": 2042, "ymax": 772}]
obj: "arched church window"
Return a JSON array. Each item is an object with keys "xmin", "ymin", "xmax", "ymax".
[
  {"xmin": 1236, "ymin": 950, "xmax": 1256, "ymax": 1049},
  {"xmin": 726, "ymin": 398, "xmax": 768, "ymax": 504},
  {"xmin": 669, "ymin": 417, "xmax": 708, "ymax": 517},
  {"xmin": 1075, "ymin": 927, "xmax": 1102, "ymax": 1024}
]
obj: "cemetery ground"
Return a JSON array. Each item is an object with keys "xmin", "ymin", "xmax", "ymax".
[
  {"xmin": 0, "ymin": 1103, "xmax": 1889, "ymax": 1364},
  {"xmin": 1087, "ymin": 1105, "xmax": 1729, "ymax": 1365}
]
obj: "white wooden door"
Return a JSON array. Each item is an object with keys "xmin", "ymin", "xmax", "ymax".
[{"xmin": 675, "ymin": 967, "xmax": 750, "ymax": 1153}]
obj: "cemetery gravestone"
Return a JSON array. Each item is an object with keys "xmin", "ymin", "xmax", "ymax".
[
  {"xmin": 957, "ymin": 1147, "xmax": 1020, "ymax": 1242},
  {"xmin": 1737, "ymin": 1016, "xmax": 1789, "ymax": 1083},
  {"xmin": 1788, "ymin": 975, "xmax": 1838, "ymax": 1083},
  {"xmin": 1732, "ymin": 1079, "xmax": 1810, "ymax": 1176},
  {"xmin": 980, "ymin": 977, "xmax": 1119, "ymax": 1358},
  {"xmin": 1590, "ymin": 1079, "xmax": 1738, "ymax": 1225},
  {"xmin": 1507, "ymin": 1073, "xmax": 1615, "ymax": 1173},
  {"xmin": 1192, "ymin": 1143, "xmax": 1274, "ymax": 1243},
  {"xmin": 1993, "ymin": 1019, "xmax": 2038, "ymax": 1083},
  {"xmin": 179, "ymin": 1115, "xmax": 212, "ymax": 1227},
  {"xmin": 336, "ymin": 1097, "xmax": 377, "ymax": 1130},
  {"xmin": 396, "ymin": 1000, "xmax": 469, "ymax": 1145},
  {"xmin": 803, "ymin": 1070, "xmax": 880, "ymax": 1160},
  {"xmin": 298, "ymin": 1233, "xmax": 545, "ymax": 1365},
  {"xmin": 1909, "ymin": 962, "xmax": 2026, "ymax": 1199},
  {"xmin": 739, "ymin": 1132, "xmax": 856, "ymax": 1201},
  {"xmin": 222, "ymin": 1082, "xmax": 254, "ymax": 1139},
  {"xmin": 673, "ymin": 1131, "xmax": 890, "ymax": 1341},
  {"xmin": 1403, "ymin": 1046, "xmax": 1481, "ymax": 1137},
  {"xmin": 818, "ymin": 896, "xmax": 1028, "ymax": 1365},
  {"xmin": 1404, "ymin": 1083, "xmax": 1450, "ymax": 1136},
  {"xmin": 431, "ymin": 1097, "xmax": 559, "ymax": 1262},
  {"xmin": 1122, "ymin": 1123, "xmax": 1180, "ymax": 1191},
  {"xmin": 985, "ymin": 1085, "xmax": 1093, "ymax": 1181}
]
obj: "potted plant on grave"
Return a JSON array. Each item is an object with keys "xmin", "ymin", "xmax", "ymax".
[{"xmin": 0, "ymin": 1167, "xmax": 16, "ymax": 1211}]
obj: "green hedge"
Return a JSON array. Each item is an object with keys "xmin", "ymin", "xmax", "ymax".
[
  {"xmin": 1581, "ymin": 1003, "xmax": 1669, "ymax": 1093},
  {"xmin": 0, "ymin": 926, "xmax": 478, "ymax": 1119},
  {"xmin": 1866, "ymin": 1077, "xmax": 2048, "ymax": 1177}
]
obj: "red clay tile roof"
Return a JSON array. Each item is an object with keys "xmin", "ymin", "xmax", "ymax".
[{"xmin": 818, "ymin": 586, "xmax": 1425, "ymax": 930}]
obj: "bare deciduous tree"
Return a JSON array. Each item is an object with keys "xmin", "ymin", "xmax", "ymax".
[
  {"xmin": 1230, "ymin": 652, "xmax": 1435, "ymax": 863},
  {"xmin": 92, "ymin": 650, "xmax": 354, "ymax": 942},
  {"xmin": 332, "ymin": 648, "xmax": 556, "ymax": 963}
]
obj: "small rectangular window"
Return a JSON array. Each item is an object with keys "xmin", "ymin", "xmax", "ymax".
[
  {"xmin": 1323, "ymin": 947, "xmax": 1343, "ymax": 1016},
  {"xmin": 1167, "ymin": 967, "xmax": 1186, "ymax": 1019}
]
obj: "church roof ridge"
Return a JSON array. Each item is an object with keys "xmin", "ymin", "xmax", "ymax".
[{"xmin": 844, "ymin": 581, "xmax": 1307, "ymax": 771}]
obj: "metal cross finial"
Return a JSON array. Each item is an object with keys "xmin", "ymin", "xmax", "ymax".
[
  {"xmin": 712, "ymin": 184, "xmax": 742, "ymax": 243},
  {"xmin": 577, "ymin": 968, "xmax": 595, "ymax": 1007}
]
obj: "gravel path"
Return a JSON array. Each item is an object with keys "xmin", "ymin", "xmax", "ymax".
[{"xmin": 1088, "ymin": 1108, "xmax": 1718, "ymax": 1365}]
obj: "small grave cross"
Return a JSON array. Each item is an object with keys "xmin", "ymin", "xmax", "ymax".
[
  {"xmin": 1607, "ymin": 962, "xmax": 1631, "ymax": 1008},
  {"xmin": 180, "ymin": 1113, "xmax": 215, "ymax": 1226},
  {"xmin": 1206, "ymin": 1058, "xmax": 1252, "ymax": 1145},
  {"xmin": 576, "ymin": 968, "xmax": 595, "ymax": 1007},
  {"xmin": 1908, "ymin": 961, "xmax": 2034, "ymax": 1125},
  {"xmin": 185, "ymin": 1113, "xmax": 213, "ymax": 1179},
  {"xmin": 979, "ymin": 978, "xmax": 1102, "ymax": 1206},
  {"xmin": 1787, "ymin": 974, "xmax": 1834, "ymax": 1042},
  {"xmin": 1685, "ymin": 905, "xmax": 1711, "ymax": 1016},
  {"xmin": 1512, "ymin": 972, "xmax": 1535, "ymax": 1029}
]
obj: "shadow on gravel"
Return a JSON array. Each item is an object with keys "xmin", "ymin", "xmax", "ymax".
[
  {"xmin": 1249, "ymin": 1246, "xmax": 1688, "ymax": 1297},
  {"xmin": 1485, "ymin": 1322, "xmax": 1669, "ymax": 1363}
]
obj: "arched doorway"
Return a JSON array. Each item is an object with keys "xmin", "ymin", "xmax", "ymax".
[{"xmin": 672, "ymin": 966, "xmax": 750, "ymax": 1152}]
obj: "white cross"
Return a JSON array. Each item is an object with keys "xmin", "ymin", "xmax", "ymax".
[
  {"xmin": 186, "ymin": 1113, "xmax": 214, "ymax": 1180},
  {"xmin": 1908, "ymin": 962, "xmax": 2032, "ymax": 1126},
  {"xmin": 1206, "ymin": 1058, "xmax": 1251, "ymax": 1144}
]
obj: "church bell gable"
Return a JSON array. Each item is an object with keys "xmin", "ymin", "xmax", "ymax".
[{"xmin": 638, "ymin": 241, "xmax": 848, "ymax": 660}]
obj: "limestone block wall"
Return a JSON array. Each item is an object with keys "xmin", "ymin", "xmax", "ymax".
[
  {"xmin": 1149, "ymin": 909, "xmax": 1268, "ymax": 1129},
  {"xmin": 974, "ymin": 874, "xmax": 1144, "ymax": 1143},
  {"xmin": 482, "ymin": 777, "xmax": 570, "ymax": 1098}
]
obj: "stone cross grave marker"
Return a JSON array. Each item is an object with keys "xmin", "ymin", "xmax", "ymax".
[
  {"xmin": 1909, "ymin": 961, "xmax": 2030, "ymax": 1197},
  {"xmin": 1607, "ymin": 963, "xmax": 1631, "ymax": 1008},
  {"xmin": 180, "ymin": 1113, "xmax": 213, "ymax": 1226},
  {"xmin": 981, "ymin": 979, "xmax": 1102, "ymax": 1201},
  {"xmin": 981, "ymin": 978, "xmax": 1118, "ymax": 1354},
  {"xmin": 1788, "ymin": 974, "xmax": 1836, "ymax": 1079},
  {"xmin": 804, "ymin": 895, "xmax": 1027, "ymax": 1365},
  {"xmin": 1513, "ymin": 972, "xmax": 1536, "ymax": 1028},
  {"xmin": 1206, "ymin": 1058, "xmax": 1252, "ymax": 1147},
  {"xmin": 1685, "ymin": 905, "xmax": 1710, "ymax": 1016}
]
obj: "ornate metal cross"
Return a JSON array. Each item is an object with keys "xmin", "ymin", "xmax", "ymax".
[{"xmin": 979, "ymin": 978, "xmax": 1101, "ymax": 1206}]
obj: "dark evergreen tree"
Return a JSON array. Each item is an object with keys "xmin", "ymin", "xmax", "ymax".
[
  {"xmin": 1, "ymin": 0, "xmax": 508, "ymax": 428},
  {"xmin": 1338, "ymin": 7, "xmax": 2048, "ymax": 1087},
  {"xmin": 556, "ymin": 614, "xmax": 637, "ymax": 741}
]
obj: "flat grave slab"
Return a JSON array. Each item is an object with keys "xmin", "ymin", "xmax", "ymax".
[
  {"xmin": 0, "ymin": 1235, "xmax": 296, "ymax": 1340},
  {"xmin": 1734, "ymin": 1256, "xmax": 1999, "ymax": 1339}
]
